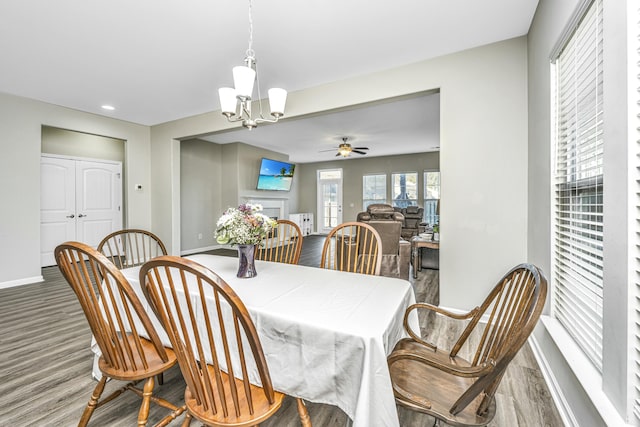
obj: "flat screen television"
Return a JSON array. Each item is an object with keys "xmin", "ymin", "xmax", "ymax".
[{"xmin": 256, "ymin": 158, "xmax": 295, "ymax": 191}]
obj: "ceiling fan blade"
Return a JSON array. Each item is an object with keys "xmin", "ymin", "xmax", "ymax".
[
  {"xmin": 319, "ymin": 148, "xmax": 338, "ymax": 152},
  {"xmin": 352, "ymin": 150, "xmax": 367, "ymax": 155},
  {"xmin": 353, "ymin": 147, "xmax": 369, "ymax": 150}
]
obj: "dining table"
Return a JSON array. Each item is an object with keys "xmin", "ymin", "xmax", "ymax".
[{"xmin": 91, "ymin": 254, "xmax": 419, "ymax": 427}]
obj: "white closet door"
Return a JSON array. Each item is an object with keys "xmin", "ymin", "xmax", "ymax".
[
  {"xmin": 75, "ymin": 161, "xmax": 122, "ymax": 248},
  {"xmin": 40, "ymin": 157, "xmax": 76, "ymax": 266},
  {"xmin": 40, "ymin": 156, "xmax": 123, "ymax": 267}
]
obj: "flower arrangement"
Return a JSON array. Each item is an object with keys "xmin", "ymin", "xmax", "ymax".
[{"xmin": 215, "ymin": 203, "xmax": 277, "ymax": 246}]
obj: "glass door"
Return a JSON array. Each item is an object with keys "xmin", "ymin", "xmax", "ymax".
[{"xmin": 317, "ymin": 169, "xmax": 343, "ymax": 234}]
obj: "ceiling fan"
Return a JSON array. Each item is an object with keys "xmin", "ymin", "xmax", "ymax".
[{"xmin": 320, "ymin": 137, "xmax": 369, "ymax": 157}]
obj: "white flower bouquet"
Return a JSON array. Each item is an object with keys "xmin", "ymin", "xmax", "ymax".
[{"xmin": 215, "ymin": 203, "xmax": 277, "ymax": 246}]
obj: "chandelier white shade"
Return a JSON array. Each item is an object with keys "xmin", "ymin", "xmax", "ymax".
[
  {"xmin": 267, "ymin": 88, "xmax": 287, "ymax": 117},
  {"xmin": 218, "ymin": 88, "xmax": 237, "ymax": 115},
  {"xmin": 232, "ymin": 65, "xmax": 255, "ymax": 100},
  {"xmin": 217, "ymin": 0, "xmax": 287, "ymax": 130}
]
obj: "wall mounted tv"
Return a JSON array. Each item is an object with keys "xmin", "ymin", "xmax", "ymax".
[{"xmin": 256, "ymin": 158, "xmax": 295, "ymax": 191}]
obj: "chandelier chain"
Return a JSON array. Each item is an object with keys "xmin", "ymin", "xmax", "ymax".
[{"xmin": 246, "ymin": 0, "xmax": 255, "ymax": 59}]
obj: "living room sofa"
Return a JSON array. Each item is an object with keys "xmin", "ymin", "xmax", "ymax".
[
  {"xmin": 393, "ymin": 205, "xmax": 426, "ymax": 239},
  {"xmin": 356, "ymin": 204, "xmax": 411, "ymax": 280}
]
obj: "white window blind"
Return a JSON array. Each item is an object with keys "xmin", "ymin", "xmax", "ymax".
[
  {"xmin": 633, "ymin": 3, "xmax": 640, "ymax": 421},
  {"xmin": 552, "ymin": 0, "xmax": 604, "ymax": 372}
]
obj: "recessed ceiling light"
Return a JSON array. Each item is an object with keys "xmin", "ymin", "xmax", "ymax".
[{"xmin": 101, "ymin": 105, "xmax": 115, "ymax": 111}]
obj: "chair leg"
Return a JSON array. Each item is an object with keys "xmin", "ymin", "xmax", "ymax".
[
  {"xmin": 181, "ymin": 413, "xmax": 193, "ymax": 426},
  {"xmin": 137, "ymin": 376, "xmax": 155, "ymax": 426},
  {"xmin": 79, "ymin": 376, "xmax": 108, "ymax": 427},
  {"xmin": 156, "ymin": 372, "xmax": 164, "ymax": 385},
  {"xmin": 296, "ymin": 398, "xmax": 312, "ymax": 427}
]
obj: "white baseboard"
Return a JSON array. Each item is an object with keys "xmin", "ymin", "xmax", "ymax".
[
  {"xmin": 529, "ymin": 333, "xmax": 577, "ymax": 427},
  {"xmin": 180, "ymin": 244, "xmax": 222, "ymax": 256},
  {"xmin": 0, "ymin": 275, "xmax": 44, "ymax": 290}
]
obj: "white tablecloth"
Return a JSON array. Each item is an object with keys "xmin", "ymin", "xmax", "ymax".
[{"xmin": 92, "ymin": 254, "xmax": 418, "ymax": 427}]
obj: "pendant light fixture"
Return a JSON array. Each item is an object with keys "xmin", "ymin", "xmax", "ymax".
[{"xmin": 218, "ymin": 0, "xmax": 287, "ymax": 130}]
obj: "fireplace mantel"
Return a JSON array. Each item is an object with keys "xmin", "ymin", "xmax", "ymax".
[{"xmin": 242, "ymin": 196, "xmax": 288, "ymax": 220}]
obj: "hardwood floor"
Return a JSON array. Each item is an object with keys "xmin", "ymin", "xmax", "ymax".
[{"xmin": 0, "ymin": 235, "xmax": 563, "ymax": 426}]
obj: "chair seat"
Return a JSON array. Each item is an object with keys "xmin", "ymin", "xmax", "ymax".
[
  {"xmin": 99, "ymin": 334, "xmax": 177, "ymax": 381},
  {"xmin": 185, "ymin": 364, "xmax": 285, "ymax": 427},
  {"xmin": 389, "ymin": 338, "xmax": 496, "ymax": 427}
]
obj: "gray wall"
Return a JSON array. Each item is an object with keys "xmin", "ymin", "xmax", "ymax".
[
  {"xmin": 42, "ymin": 126, "xmax": 125, "ymax": 162},
  {"xmin": 297, "ymin": 152, "xmax": 439, "ymax": 226},
  {"xmin": 0, "ymin": 92, "xmax": 151, "ymax": 288},
  {"xmin": 527, "ymin": 0, "xmax": 631, "ymax": 424},
  {"xmin": 179, "ymin": 139, "xmax": 299, "ymax": 253},
  {"xmin": 180, "ymin": 139, "xmax": 222, "ymax": 251},
  {"xmin": 233, "ymin": 142, "xmax": 299, "ymax": 213}
]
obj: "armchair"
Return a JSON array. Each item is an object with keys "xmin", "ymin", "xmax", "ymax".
[
  {"xmin": 387, "ymin": 264, "xmax": 547, "ymax": 426},
  {"xmin": 395, "ymin": 205, "xmax": 425, "ymax": 239},
  {"xmin": 357, "ymin": 204, "xmax": 411, "ymax": 280}
]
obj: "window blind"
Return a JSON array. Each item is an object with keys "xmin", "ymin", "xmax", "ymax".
[
  {"xmin": 633, "ymin": 3, "xmax": 640, "ymax": 421},
  {"xmin": 552, "ymin": 0, "xmax": 604, "ymax": 372}
]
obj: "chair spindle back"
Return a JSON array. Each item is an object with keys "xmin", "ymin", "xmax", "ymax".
[
  {"xmin": 140, "ymin": 256, "xmax": 279, "ymax": 424},
  {"xmin": 55, "ymin": 241, "xmax": 170, "ymax": 374},
  {"xmin": 98, "ymin": 229, "xmax": 167, "ymax": 269},
  {"xmin": 320, "ymin": 221, "xmax": 382, "ymax": 275},
  {"xmin": 450, "ymin": 264, "xmax": 547, "ymax": 415},
  {"xmin": 255, "ymin": 219, "xmax": 303, "ymax": 264}
]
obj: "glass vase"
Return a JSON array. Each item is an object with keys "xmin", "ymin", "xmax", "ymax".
[{"xmin": 236, "ymin": 244, "xmax": 257, "ymax": 278}]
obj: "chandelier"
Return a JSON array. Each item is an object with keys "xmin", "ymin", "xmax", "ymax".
[{"xmin": 218, "ymin": 0, "xmax": 287, "ymax": 130}]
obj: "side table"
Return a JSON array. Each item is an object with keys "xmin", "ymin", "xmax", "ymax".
[{"xmin": 411, "ymin": 236, "xmax": 440, "ymax": 278}]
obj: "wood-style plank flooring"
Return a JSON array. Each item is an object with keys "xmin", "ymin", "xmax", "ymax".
[{"xmin": 0, "ymin": 235, "xmax": 563, "ymax": 426}]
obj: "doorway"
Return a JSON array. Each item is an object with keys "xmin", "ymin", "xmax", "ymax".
[
  {"xmin": 40, "ymin": 126, "xmax": 126, "ymax": 266},
  {"xmin": 317, "ymin": 169, "xmax": 343, "ymax": 234}
]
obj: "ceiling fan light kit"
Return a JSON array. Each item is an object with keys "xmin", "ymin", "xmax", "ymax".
[
  {"xmin": 218, "ymin": 0, "xmax": 287, "ymax": 130},
  {"xmin": 332, "ymin": 137, "xmax": 369, "ymax": 157}
]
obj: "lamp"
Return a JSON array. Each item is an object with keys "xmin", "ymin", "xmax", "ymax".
[
  {"xmin": 337, "ymin": 144, "xmax": 352, "ymax": 157},
  {"xmin": 218, "ymin": 0, "xmax": 287, "ymax": 130}
]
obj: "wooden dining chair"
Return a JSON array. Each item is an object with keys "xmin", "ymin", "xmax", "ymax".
[
  {"xmin": 139, "ymin": 256, "xmax": 312, "ymax": 427},
  {"xmin": 320, "ymin": 221, "xmax": 382, "ymax": 275},
  {"xmin": 54, "ymin": 241, "xmax": 185, "ymax": 427},
  {"xmin": 387, "ymin": 263, "xmax": 547, "ymax": 426},
  {"xmin": 98, "ymin": 229, "xmax": 168, "ymax": 269},
  {"xmin": 255, "ymin": 219, "xmax": 304, "ymax": 264}
]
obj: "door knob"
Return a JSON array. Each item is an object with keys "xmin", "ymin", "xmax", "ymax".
[
  {"xmin": 66, "ymin": 214, "xmax": 75, "ymax": 218},
  {"xmin": 78, "ymin": 214, "xmax": 86, "ymax": 218}
]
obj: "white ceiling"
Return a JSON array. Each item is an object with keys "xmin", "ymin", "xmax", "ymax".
[
  {"xmin": 202, "ymin": 92, "xmax": 441, "ymax": 163},
  {"xmin": 0, "ymin": 0, "xmax": 538, "ymax": 162}
]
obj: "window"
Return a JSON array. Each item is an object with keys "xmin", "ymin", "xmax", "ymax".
[
  {"xmin": 633, "ymin": 3, "xmax": 640, "ymax": 421},
  {"xmin": 391, "ymin": 172, "xmax": 417, "ymax": 208},
  {"xmin": 362, "ymin": 174, "xmax": 386, "ymax": 209},
  {"xmin": 551, "ymin": 0, "xmax": 604, "ymax": 371},
  {"xmin": 423, "ymin": 171, "xmax": 440, "ymax": 226}
]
